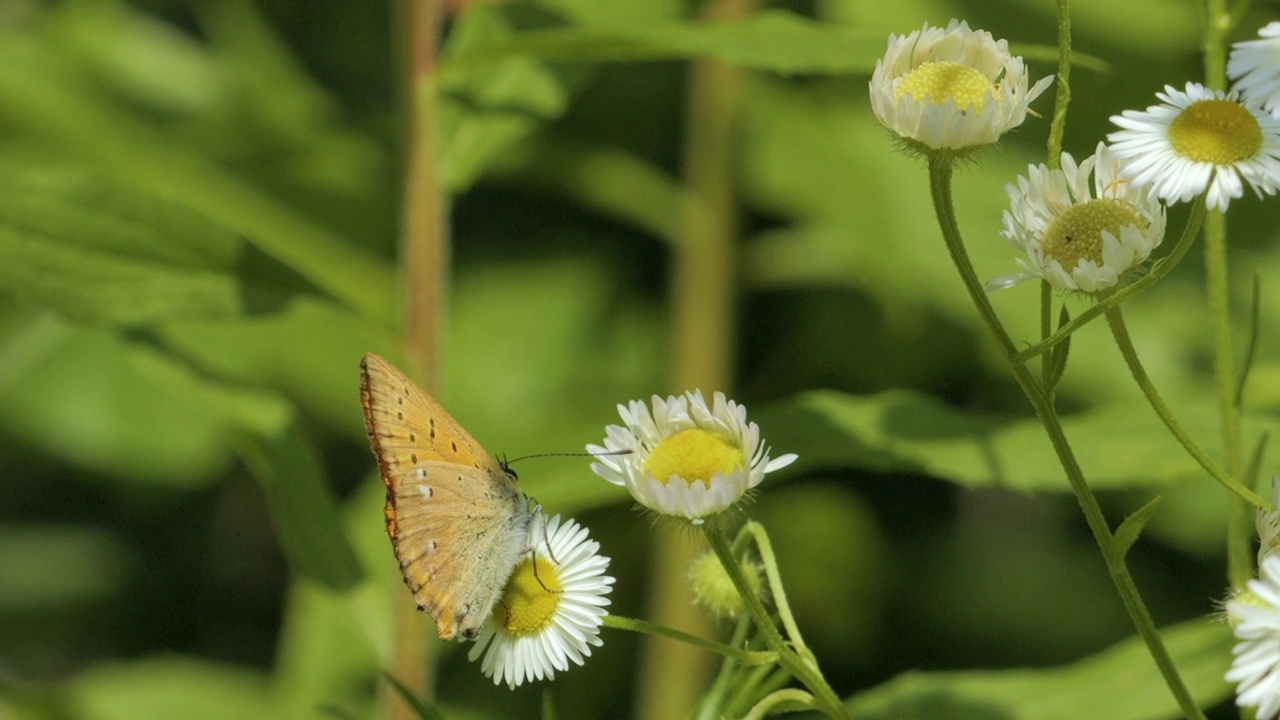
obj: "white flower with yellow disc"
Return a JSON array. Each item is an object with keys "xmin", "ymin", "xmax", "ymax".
[
  {"xmin": 988, "ymin": 142, "xmax": 1166, "ymax": 294},
  {"xmin": 1108, "ymin": 82, "xmax": 1280, "ymax": 211},
  {"xmin": 588, "ymin": 391, "xmax": 797, "ymax": 524},
  {"xmin": 869, "ymin": 19, "xmax": 1053, "ymax": 152},
  {"xmin": 467, "ymin": 515, "xmax": 613, "ymax": 689}
]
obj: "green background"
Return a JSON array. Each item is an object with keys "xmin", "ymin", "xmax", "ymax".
[{"xmin": 0, "ymin": 0, "xmax": 1274, "ymax": 718}]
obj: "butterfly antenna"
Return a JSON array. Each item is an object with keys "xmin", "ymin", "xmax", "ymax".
[{"xmin": 505, "ymin": 449, "xmax": 633, "ymax": 464}]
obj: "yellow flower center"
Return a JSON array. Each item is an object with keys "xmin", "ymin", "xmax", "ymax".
[
  {"xmin": 645, "ymin": 428, "xmax": 744, "ymax": 485},
  {"xmin": 1168, "ymin": 99, "xmax": 1263, "ymax": 165},
  {"xmin": 1041, "ymin": 198, "xmax": 1148, "ymax": 270},
  {"xmin": 495, "ymin": 557, "xmax": 562, "ymax": 636},
  {"xmin": 895, "ymin": 61, "xmax": 995, "ymax": 110}
]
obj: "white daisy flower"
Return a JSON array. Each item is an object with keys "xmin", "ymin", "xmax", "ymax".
[
  {"xmin": 987, "ymin": 142, "xmax": 1166, "ymax": 294},
  {"xmin": 1258, "ymin": 477, "xmax": 1280, "ymax": 567},
  {"xmin": 1226, "ymin": 552, "xmax": 1280, "ymax": 720},
  {"xmin": 1230, "ymin": 21, "xmax": 1280, "ymax": 114},
  {"xmin": 587, "ymin": 391, "xmax": 797, "ymax": 524},
  {"xmin": 467, "ymin": 515, "xmax": 614, "ymax": 689},
  {"xmin": 1107, "ymin": 82, "xmax": 1280, "ymax": 212},
  {"xmin": 868, "ymin": 19, "xmax": 1053, "ymax": 152}
]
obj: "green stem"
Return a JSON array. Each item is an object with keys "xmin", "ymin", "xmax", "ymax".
[
  {"xmin": 732, "ymin": 661, "xmax": 792, "ymax": 717},
  {"xmin": 743, "ymin": 689, "xmax": 818, "ymax": 720},
  {"xmin": 1040, "ymin": 280, "xmax": 1053, "ymax": 389},
  {"xmin": 717, "ymin": 651, "xmax": 784, "ymax": 720},
  {"xmin": 928, "ymin": 157, "xmax": 1206, "ymax": 720},
  {"xmin": 1205, "ymin": 208, "xmax": 1253, "ymax": 588},
  {"xmin": 693, "ymin": 616, "xmax": 754, "ymax": 720},
  {"xmin": 740, "ymin": 522, "xmax": 807, "ymax": 653},
  {"xmin": 704, "ymin": 525, "xmax": 850, "ymax": 720},
  {"xmin": 1045, "ymin": 0, "xmax": 1071, "ymax": 167},
  {"xmin": 1104, "ymin": 306, "xmax": 1264, "ymax": 507},
  {"xmin": 1206, "ymin": 0, "xmax": 1255, "ymax": 595},
  {"xmin": 602, "ymin": 614, "xmax": 776, "ymax": 664},
  {"xmin": 1203, "ymin": 0, "xmax": 1229, "ymax": 90},
  {"xmin": 1016, "ymin": 198, "xmax": 1206, "ymax": 363},
  {"xmin": 1039, "ymin": 0, "xmax": 1070, "ymax": 388}
]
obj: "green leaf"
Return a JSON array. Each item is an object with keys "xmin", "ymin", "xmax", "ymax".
[
  {"xmin": 382, "ymin": 673, "xmax": 446, "ymax": 720},
  {"xmin": 443, "ymin": 10, "xmax": 882, "ymax": 75},
  {"xmin": 66, "ymin": 656, "xmax": 276, "ymax": 720},
  {"xmin": 846, "ymin": 617, "xmax": 1232, "ymax": 720},
  {"xmin": 156, "ymin": 294, "xmax": 398, "ymax": 437},
  {"xmin": 271, "ymin": 479, "xmax": 394, "ymax": 720},
  {"xmin": 487, "ymin": 137, "xmax": 684, "ymax": 245},
  {"xmin": 438, "ymin": 3, "xmax": 586, "ymax": 192},
  {"xmin": 49, "ymin": 2, "xmax": 225, "ymax": 115},
  {"xmin": 0, "ymin": 28, "xmax": 394, "ymax": 322},
  {"xmin": 758, "ymin": 389, "xmax": 1274, "ymax": 492},
  {"xmin": 0, "ymin": 166, "xmax": 250, "ymax": 325},
  {"xmin": 443, "ymin": 10, "xmax": 1104, "ymax": 76},
  {"xmin": 0, "ymin": 318, "xmax": 234, "ymax": 487},
  {"xmin": 238, "ymin": 415, "xmax": 365, "ymax": 590},
  {"xmin": 1111, "ymin": 496, "xmax": 1162, "ymax": 563},
  {"xmin": 0, "ymin": 524, "xmax": 129, "ymax": 612},
  {"xmin": 96, "ymin": 342, "xmax": 365, "ymax": 588}
]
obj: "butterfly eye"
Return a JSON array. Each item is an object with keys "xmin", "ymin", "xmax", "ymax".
[{"xmin": 500, "ymin": 463, "xmax": 519, "ymax": 481}]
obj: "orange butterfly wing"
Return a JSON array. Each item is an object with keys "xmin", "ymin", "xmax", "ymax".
[{"xmin": 359, "ymin": 354, "xmax": 534, "ymax": 640}]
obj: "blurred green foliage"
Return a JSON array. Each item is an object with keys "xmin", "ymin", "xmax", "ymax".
[{"xmin": 0, "ymin": 0, "xmax": 1273, "ymax": 718}]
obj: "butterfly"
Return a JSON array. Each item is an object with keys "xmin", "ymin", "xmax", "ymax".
[{"xmin": 359, "ymin": 353, "xmax": 539, "ymax": 640}]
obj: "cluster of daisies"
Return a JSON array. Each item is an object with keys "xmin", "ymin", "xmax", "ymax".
[
  {"xmin": 872, "ymin": 18, "xmax": 1280, "ymax": 718},
  {"xmin": 870, "ymin": 19, "xmax": 1280, "ymax": 296},
  {"xmin": 470, "ymin": 20, "xmax": 1280, "ymax": 705},
  {"xmin": 468, "ymin": 390, "xmax": 795, "ymax": 688}
]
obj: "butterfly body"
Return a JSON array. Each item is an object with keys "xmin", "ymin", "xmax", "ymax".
[{"xmin": 359, "ymin": 353, "xmax": 537, "ymax": 640}]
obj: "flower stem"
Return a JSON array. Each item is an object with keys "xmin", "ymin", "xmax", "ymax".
[
  {"xmin": 1040, "ymin": 280, "xmax": 1054, "ymax": 390},
  {"xmin": 1104, "ymin": 306, "xmax": 1265, "ymax": 508},
  {"xmin": 1040, "ymin": 0, "xmax": 1070, "ymax": 388},
  {"xmin": 740, "ymin": 521, "xmax": 807, "ymax": 653},
  {"xmin": 743, "ymin": 689, "xmax": 818, "ymax": 720},
  {"xmin": 693, "ymin": 616, "xmax": 754, "ymax": 720},
  {"xmin": 1205, "ymin": 0, "xmax": 1255, "ymax": 595},
  {"xmin": 927, "ymin": 157, "xmax": 1206, "ymax": 720},
  {"xmin": 603, "ymin": 614, "xmax": 776, "ymax": 664},
  {"xmin": 1045, "ymin": 0, "xmax": 1071, "ymax": 167},
  {"xmin": 704, "ymin": 525, "xmax": 850, "ymax": 720},
  {"xmin": 1016, "ymin": 198, "xmax": 1206, "ymax": 362},
  {"xmin": 389, "ymin": 0, "xmax": 445, "ymax": 716},
  {"xmin": 1205, "ymin": 208, "xmax": 1254, "ymax": 589},
  {"xmin": 1203, "ymin": 0, "xmax": 1230, "ymax": 91}
]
